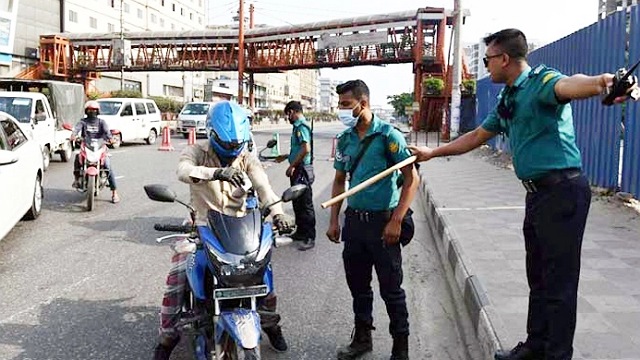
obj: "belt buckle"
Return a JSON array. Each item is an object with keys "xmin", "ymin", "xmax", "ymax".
[{"xmin": 522, "ymin": 179, "xmax": 537, "ymax": 193}]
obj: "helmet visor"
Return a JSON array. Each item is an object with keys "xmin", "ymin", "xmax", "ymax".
[{"xmin": 211, "ymin": 130, "xmax": 245, "ymax": 151}]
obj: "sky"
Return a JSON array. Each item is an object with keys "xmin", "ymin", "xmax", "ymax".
[{"xmin": 208, "ymin": 0, "xmax": 601, "ymax": 108}]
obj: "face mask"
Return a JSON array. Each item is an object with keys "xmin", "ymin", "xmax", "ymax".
[{"xmin": 337, "ymin": 104, "xmax": 361, "ymax": 127}]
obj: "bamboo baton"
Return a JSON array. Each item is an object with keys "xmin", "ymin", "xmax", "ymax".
[{"xmin": 321, "ymin": 155, "xmax": 417, "ymax": 209}]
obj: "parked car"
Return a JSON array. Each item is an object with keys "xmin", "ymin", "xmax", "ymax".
[
  {"xmin": 0, "ymin": 111, "xmax": 44, "ymax": 241},
  {"xmin": 176, "ymin": 101, "xmax": 215, "ymax": 138},
  {"xmin": 96, "ymin": 98, "xmax": 162, "ymax": 148}
]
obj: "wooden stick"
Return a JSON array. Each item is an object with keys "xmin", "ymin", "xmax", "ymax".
[{"xmin": 321, "ymin": 155, "xmax": 417, "ymax": 209}]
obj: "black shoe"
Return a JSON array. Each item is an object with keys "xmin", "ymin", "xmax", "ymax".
[
  {"xmin": 390, "ymin": 335, "xmax": 409, "ymax": 360},
  {"xmin": 153, "ymin": 336, "xmax": 179, "ymax": 360},
  {"xmin": 298, "ymin": 238, "xmax": 315, "ymax": 251},
  {"xmin": 337, "ymin": 323, "xmax": 375, "ymax": 360},
  {"xmin": 494, "ymin": 342, "xmax": 543, "ymax": 360},
  {"xmin": 264, "ymin": 325, "xmax": 288, "ymax": 352}
]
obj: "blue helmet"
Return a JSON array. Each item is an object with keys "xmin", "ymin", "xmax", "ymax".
[{"xmin": 206, "ymin": 101, "xmax": 251, "ymax": 159}]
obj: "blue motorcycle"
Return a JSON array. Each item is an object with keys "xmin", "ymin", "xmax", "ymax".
[{"xmin": 144, "ymin": 182, "xmax": 306, "ymax": 360}]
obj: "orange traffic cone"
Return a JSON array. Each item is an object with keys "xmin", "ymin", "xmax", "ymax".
[
  {"xmin": 329, "ymin": 137, "xmax": 337, "ymax": 161},
  {"xmin": 440, "ymin": 108, "xmax": 450, "ymax": 142},
  {"xmin": 187, "ymin": 128, "xmax": 196, "ymax": 146},
  {"xmin": 158, "ymin": 126, "xmax": 174, "ymax": 151}
]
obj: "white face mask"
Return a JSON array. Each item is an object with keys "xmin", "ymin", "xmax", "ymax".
[{"xmin": 337, "ymin": 104, "xmax": 361, "ymax": 127}]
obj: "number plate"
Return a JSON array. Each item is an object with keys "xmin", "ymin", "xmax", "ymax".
[{"xmin": 213, "ymin": 285, "xmax": 268, "ymax": 300}]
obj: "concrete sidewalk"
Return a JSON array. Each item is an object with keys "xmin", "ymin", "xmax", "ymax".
[{"xmin": 418, "ymin": 149, "xmax": 640, "ymax": 360}]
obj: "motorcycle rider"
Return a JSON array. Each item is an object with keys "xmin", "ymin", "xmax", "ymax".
[
  {"xmin": 153, "ymin": 100, "xmax": 296, "ymax": 360},
  {"xmin": 70, "ymin": 100, "xmax": 120, "ymax": 204}
]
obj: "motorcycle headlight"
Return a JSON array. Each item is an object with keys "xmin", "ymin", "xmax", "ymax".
[
  {"xmin": 207, "ymin": 243, "xmax": 270, "ymax": 287},
  {"xmin": 85, "ymin": 149, "xmax": 101, "ymax": 164}
]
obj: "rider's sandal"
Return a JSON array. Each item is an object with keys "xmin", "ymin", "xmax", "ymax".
[{"xmin": 112, "ymin": 194, "xmax": 121, "ymax": 204}]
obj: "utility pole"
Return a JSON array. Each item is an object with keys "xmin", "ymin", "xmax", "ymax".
[
  {"xmin": 248, "ymin": 3, "xmax": 255, "ymax": 110},
  {"xmin": 120, "ymin": 0, "xmax": 125, "ymax": 91},
  {"xmin": 237, "ymin": 0, "xmax": 245, "ymax": 105},
  {"xmin": 449, "ymin": 0, "xmax": 462, "ymax": 139}
]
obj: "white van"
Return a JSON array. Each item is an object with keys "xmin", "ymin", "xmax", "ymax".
[
  {"xmin": 96, "ymin": 98, "xmax": 162, "ymax": 148},
  {"xmin": 176, "ymin": 102, "xmax": 215, "ymax": 138}
]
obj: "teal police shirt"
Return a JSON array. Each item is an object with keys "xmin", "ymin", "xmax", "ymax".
[
  {"xmin": 288, "ymin": 118, "xmax": 312, "ymax": 165},
  {"xmin": 333, "ymin": 116, "xmax": 411, "ymax": 211},
  {"xmin": 481, "ymin": 65, "xmax": 582, "ymax": 180}
]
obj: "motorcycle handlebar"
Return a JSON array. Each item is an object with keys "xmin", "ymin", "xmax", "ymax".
[{"xmin": 154, "ymin": 224, "xmax": 192, "ymax": 233}]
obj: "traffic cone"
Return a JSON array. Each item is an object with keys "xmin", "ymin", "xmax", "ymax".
[
  {"xmin": 188, "ymin": 128, "xmax": 196, "ymax": 145},
  {"xmin": 329, "ymin": 137, "xmax": 337, "ymax": 160},
  {"xmin": 440, "ymin": 108, "xmax": 450, "ymax": 142},
  {"xmin": 270, "ymin": 133, "xmax": 280, "ymax": 157},
  {"xmin": 158, "ymin": 126, "xmax": 174, "ymax": 151}
]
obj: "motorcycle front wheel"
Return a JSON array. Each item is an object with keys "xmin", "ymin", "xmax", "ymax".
[{"xmin": 86, "ymin": 175, "xmax": 95, "ymax": 211}]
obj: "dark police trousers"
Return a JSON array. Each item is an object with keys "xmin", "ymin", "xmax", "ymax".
[
  {"xmin": 523, "ymin": 173, "xmax": 590, "ymax": 360},
  {"xmin": 342, "ymin": 207, "xmax": 409, "ymax": 337},
  {"xmin": 290, "ymin": 164, "xmax": 316, "ymax": 241}
]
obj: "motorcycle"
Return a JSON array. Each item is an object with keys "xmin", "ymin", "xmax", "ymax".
[
  {"xmin": 144, "ymin": 180, "xmax": 307, "ymax": 360},
  {"xmin": 74, "ymin": 137, "xmax": 110, "ymax": 211}
]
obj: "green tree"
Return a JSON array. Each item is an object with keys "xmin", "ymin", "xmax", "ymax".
[
  {"xmin": 387, "ymin": 92, "xmax": 414, "ymax": 117},
  {"xmin": 109, "ymin": 89, "xmax": 143, "ymax": 98}
]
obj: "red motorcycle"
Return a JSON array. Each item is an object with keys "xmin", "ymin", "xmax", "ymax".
[{"xmin": 75, "ymin": 138, "xmax": 111, "ymax": 211}]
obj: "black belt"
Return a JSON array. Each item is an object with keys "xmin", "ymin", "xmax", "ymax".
[
  {"xmin": 345, "ymin": 207, "xmax": 392, "ymax": 223},
  {"xmin": 521, "ymin": 168, "xmax": 582, "ymax": 193}
]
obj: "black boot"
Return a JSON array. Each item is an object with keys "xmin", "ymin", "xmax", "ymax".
[
  {"xmin": 494, "ymin": 342, "xmax": 544, "ymax": 360},
  {"xmin": 390, "ymin": 335, "xmax": 409, "ymax": 360},
  {"xmin": 337, "ymin": 323, "xmax": 375, "ymax": 360},
  {"xmin": 153, "ymin": 335, "xmax": 179, "ymax": 360},
  {"xmin": 298, "ymin": 238, "xmax": 315, "ymax": 251},
  {"xmin": 263, "ymin": 325, "xmax": 288, "ymax": 352}
]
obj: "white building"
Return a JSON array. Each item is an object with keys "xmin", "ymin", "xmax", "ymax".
[
  {"xmin": 599, "ymin": 0, "xmax": 639, "ymax": 19},
  {"xmin": 466, "ymin": 36, "xmax": 541, "ymax": 80},
  {"xmin": 63, "ymin": 0, "xmax": 208, "ymax": 101},
  {"xmin": 319, "ymin": 78, "xmax": 339, "ymax": 113}
]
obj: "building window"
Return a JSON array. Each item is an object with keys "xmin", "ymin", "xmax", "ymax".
[
  {"xmin": 198, "ymin": 17, "xmax": 202, "ymax": 25},
  {"xmin": 124, "ymin": 3, "xmax": 130, "ymax": 13},
  {"xmin": 160, "ymin": 18, "xmax": 165, "ymax": 27},
  {"xmin": 108, "ymin": 23, "xmax": 115, "ymax": 32},
  {"xmin": 190, "ymin": 13, "xmax": 193, "ymax": 20},
  {"xmin": 163, "ymin": 85, "xmax": 184, "ymax": 98},
  {"xmin": 109, "ymin": 0, "xmax": 115, "ymax": 7},
  {"xmin": 69, "ymin": 10, "xmax": 78, "ymax": 23},
  {"xmin": 161, "ymin": 0, "xmax": 165, "ymax": 5},
  {"xmin": 199, "ymin": 0, "xmax": 202, "ymax": 6},
  {"xmin": 137, "ymin": 8, "xmax": 143, "ymax": 18},
  {"xmin": 172, "ymin": 3, "xmax": 175, "ymax": 11},
  {"xmin": 171, "ymin": 23, "xmax": 175, "ymax": 30},
  {"xmin": 150, "ymin": 13, "xmax": 157, "ymax": 23},
  {"xmin": 89, "ymin": 17, "xmax": 98, "ymax": 28},
  {"xmin": 180, "ymin": 8, "xmax": 184, "ymax": 15}
]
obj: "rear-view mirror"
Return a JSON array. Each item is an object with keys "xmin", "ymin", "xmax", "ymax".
[
  {"xmin": 266, "ymin": 139, "xmax": 277, "ymax": 149},
  {"xmin": 0, "ymin": 150, "xmax": 18, "ymax": 166},
  {"xmin": 144, "ymin": 184, "xmax": 177, "ymax": 203},
  {"xmin": 282, "ymin": 184, "xmax": 307, "ymax": 202}
]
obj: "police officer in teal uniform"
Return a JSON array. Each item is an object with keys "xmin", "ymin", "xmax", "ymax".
[
  {"xmin": 283, "ymin": 100, "xmax": 316, "ymax": 250},
  {"xmin": 409, "ymin": 29, "xmax": 639, "ymax": 360},
  {"xmin": 327, "ymin": 80, "xmax": 418, "ymax": 360}
]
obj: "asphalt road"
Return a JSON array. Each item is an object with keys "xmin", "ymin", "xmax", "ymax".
[{"xmin": 0, "ymin": 124, "xmax": 481, "ymax": 360}]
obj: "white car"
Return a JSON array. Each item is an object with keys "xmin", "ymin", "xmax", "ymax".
[
  {"xmin": 96, "ymin": 98, "xmax": 162, "ymax": 148},
  {"xmin": 0, "ymin": 111, "xmax": 43, "ymax": 241}
]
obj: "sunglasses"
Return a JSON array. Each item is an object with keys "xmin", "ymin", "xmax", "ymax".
[{"xmin": 483, "ymin": 53, "xmax": 504, "ymax": 67}]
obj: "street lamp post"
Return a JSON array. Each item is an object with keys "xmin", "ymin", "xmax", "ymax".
[{"xmin": 120, "ymin": 0, "xmax": 125, "ymax": 91}]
